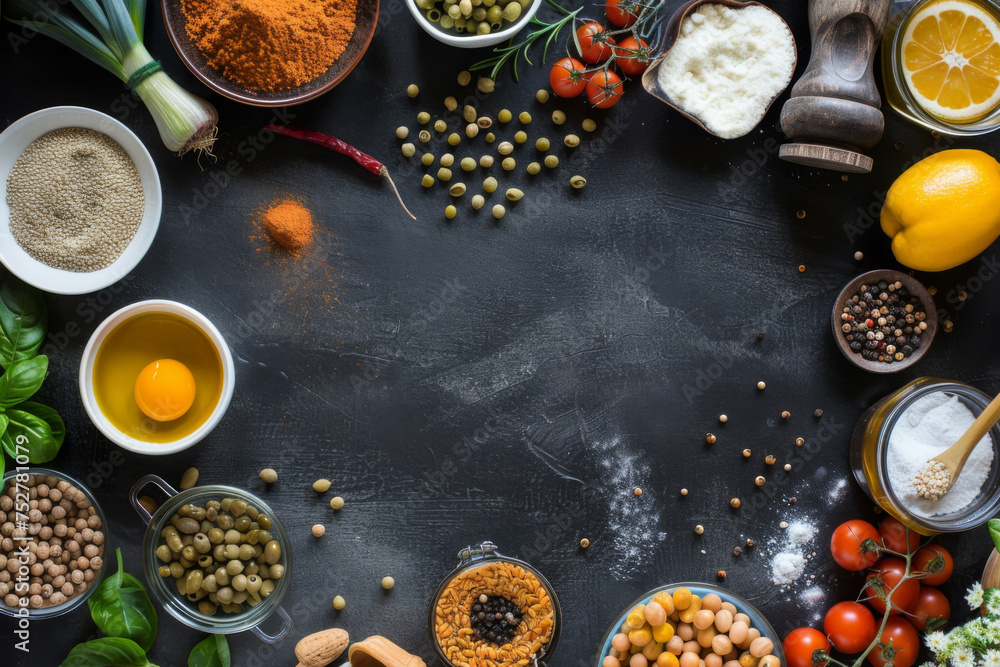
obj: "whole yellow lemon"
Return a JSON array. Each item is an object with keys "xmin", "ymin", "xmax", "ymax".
[{"xmin": 881, "ymin": 149, "xmax": 1000, "ymax": 272}]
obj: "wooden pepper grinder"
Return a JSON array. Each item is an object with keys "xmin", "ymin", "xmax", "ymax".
[{"xmin": 778, "ymin": 0, "xmax": 893, "ymax": 173}]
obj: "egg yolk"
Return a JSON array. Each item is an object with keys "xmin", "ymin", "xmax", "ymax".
[{"xmin": 134, "ymin": 359, "xmax": 196, "ymax": 422}]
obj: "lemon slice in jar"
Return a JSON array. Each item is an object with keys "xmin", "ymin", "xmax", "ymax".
[{"xmin": 901, "ymin": 0, "xmax": 1000, "ymax": 122}]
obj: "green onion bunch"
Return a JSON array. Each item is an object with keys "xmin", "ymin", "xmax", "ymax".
[{"xmin": 6, "ymin": 0, "xmax": 219, "ymax": 159}]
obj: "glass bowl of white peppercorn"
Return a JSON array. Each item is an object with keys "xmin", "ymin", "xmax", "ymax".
[
  {"xmin": 0, "ymin": 468, "xmax": 110, "ymax": 620},
  {"xmin": 130, "ymin": 474, "xmax": 293, "ymax": 643}
]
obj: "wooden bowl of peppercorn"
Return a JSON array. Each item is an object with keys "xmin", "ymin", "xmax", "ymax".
[{"xmin": 832, "ymin": 269, "xmax": 937, "ymax": 374}]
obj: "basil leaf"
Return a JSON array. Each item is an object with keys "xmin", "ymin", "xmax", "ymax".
[
  {"xmin": 59, "ymin": 638, "xmax": 157, "ymax": 667},
  {"xmin": 0, "ymin": 401, "xmax": 65, "ymax": 463},
  {"xmin": 188, "ymin": 635, "xmax": 230, "ymax": 667},
  {"xmin": 88, "ymin": 549, "xmax": 158, "ymax": 652},
  {"xmin": 0, "ymin": 274, "xmax": 46, "ymax": 371},
  {"xmin": 991, "ymin": 518, "xmax": 1000, "ymax": 553},
  {"xmin": 0, "ymin": 356, "xmax": 48, "ymax": 408}
]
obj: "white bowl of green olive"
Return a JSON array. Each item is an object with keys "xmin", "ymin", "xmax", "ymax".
[{"xmin": 407, "ymin": 0, "xmax": 540, "ymax": 48}]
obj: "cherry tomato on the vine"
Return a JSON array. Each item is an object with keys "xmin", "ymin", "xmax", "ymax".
[
  {"xmin": 549, "ymin": 57, "xmax": 588, "ymax": 98},
  {"xmin": 577, "ymin": 22, "xmax": 616, "ymax": 64},
  {"xmin": 912, "ymin": 545, "xmax": 954, "ymax": 586},
  {"xmin": 830, "ymin": 519, "xmax": 880, "ymax": 571},
  {"xmin": 783, "ymin": 628, "xmax": 830, "ymax": 667},
  {"xmin": 615, "ymin": 36, "xmax": 651, "ymax": 76},
  {"xmin": 866, "ymin": 616, "xmax": 919, "ymax": 667},
  {"xmin": 878, "ymin": 516, "xmax": 921, "ymax": 554},
  {"xmin": 864, "ymin": 557, "xmax": 919, "ymax": 615},
  {"xmin": 605, "ymin": 0, "xmax": 639, "ymax": 27},
  {"xmin": 585, "ymin": 70, "xmax": 624, "ymax": 109},
  {"xmin": 906, "ymin": 585, "xmax": 951, "ymax": 631},
  {"xmin": 823, "ymin": 601, "xmax": 876, "ymax": 654}
]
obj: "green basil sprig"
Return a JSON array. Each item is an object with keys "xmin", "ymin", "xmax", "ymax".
[
  {"xmin": 0, "ymin": 274, "xmax": 46, "ymax": 370},
  {"xmin": 188, "ymin": 635, "xmax": 231, "ymax": 667},
  {"xmin": 990, "ymin": 518, "xmax": 1000, "ymax": 553},
  {"xmin": 0, "ymin": 400, "xmax": 65, "ymax": 464},
  {"xmin": 59, "ymin": 637, "xmax": 158, "ymax": 667},
  {"xmin": 88, "ymin": 549, "xmax": 158, "ymax": 651}
]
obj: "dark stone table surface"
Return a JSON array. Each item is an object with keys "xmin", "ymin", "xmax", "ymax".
[{"xmin": 2, "ymin": 0, "xmax": 999, "ymax": 665}]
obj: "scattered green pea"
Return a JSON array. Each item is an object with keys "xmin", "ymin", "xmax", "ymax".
[
  {"xmin": 471, "ymin": 194, "xmax": 485, "ymax": 210},
  {"xmin": 461, "ymin": 157, "xmax": 476, "ymax": 171},
  {"xmin": 330, "ymin": 497, "xmax": 345, "ymax": 510},
  {"xmin": 449, "ymin": 183, "xmax": 467, "ymax": 197},
  {"xmin": 544, "ymin": 155, "xmax": 559, "ymax": 168},
  {"xmin": 445, "ymin": 96, "xmax": 458, "ymax": 111},
  {"xmin": 447, "ymin": 133, "xmax": 461, "ymax": 146},
  {"xmin": 422, "ymin": 153, "xmax": 435, "ymax": 166},
  {"xmin": 477, "ymin": 116, "xmax": 492, "ymax": 129},
  {"xmin": 535, "ymin": 137, "xmax": 550, "ymax": 151},
  {"xmin": 333, "ymin": 595, "xmax": 346, "ymax": 610},
  {"xmin": 514, "ymin": 131, "xmax": 527, "ymax": 144},
  {"xmin": 457, "ymin": 71, "xmax": 472, "ymax": 86},
  {"xmin": 434, "ymin": 119, "xmax": 447, "ymax": 133},
  {"xmin": 395, "ymin": 126, "xmax": 409, "ymax": 139},
  {"xmin": 492, "ymin": 204, "xmax": 505, "ymax": 219},
  {"xmin": 582, "ymin": 118, "xmax": 597, "ymax": 132},
  {"xmin": 437, "ymin": 167, "xmax": 453, "ymax": 181},
  {"xmin": 382, "ymin": 576, "xmax": 395, "ymax": 590},
  {"xmin": 406, "ymin": 84, "xmax": 419, "ymax": 98},
  {"xmin": 505, "ymin": 188, "xmax": 524, "ymax": 202},
  {"xmin": 536, "ymin": 89, "xmax": 549, "ymax": 103},
  {"xmin": 441, "ymin": 153, "xmax": 455, "ymax": 167},
  {"xmin": 480, "ymin": 155, "xmax": 494, "ymax": 168},
  {"xmin": 501, "ymin": 157, "xmax": 515, "ymax": 171},
  {"xmin": 571, "ymin": 175, "xmax": 587, "ymax": 189},
  {"xmin": 497, "ymin": 109, "xmax": 512, "ymax": 123},
  {"xmin": 564, "ymin": 134, "xmax": 580, "ymax": 148},
  {"xmin": 466, "ymin": 123, "xmax": 479, "ymax": 139},
  {"xmin": 519, "ymin": 111, "xmax": 532, "ymax": 124},
  {"xmin": 527, "ymin": 162, "xmax": 541, "ymax": 175},
  {"xmin": 483, "ymin": 176, "xmax": 498, "ymax": 193},
  {"xmin": 418, "ymin": 130, "xmax": 432, "ymax": 143},
  {"xmin": 445, "ymin": 205, "xmax": 457, "ymax": 220},
  {"xmin": 463, "ymin": 105, "xmax": 477, "ymax": 123},
  {"xmin": 180, "ymin": 467, "xmax": 199, "ymax": 490},
  {"xmin": 417, "ymin": 112, "xmax": 431, "ymax": 125},
  {"xmin": 401, "ymin": 143, "xmax": 415, "ymax": 157},
  {"xmin": 485, "ymin": 132, "xmax": 495, "ymax": 143},
  {"xmin": 552, "ymin": 110, "xmax": 566, "ymax": 125},
  {"xmin": 313, "ymin": 479, "xmax": 332, "ymax": 493},
  {"xmin": 422, "ymin": 174, "xmax": 435, "ymax": 188},
  {"xmin": 259, "ymin": 468, "xmax": 277, "ymax": 484},
  {"xmin": 478, "ymin": 77, "xmax": 495, "ymax": 93},
  {"xmin": 497, "ymin": 141, "xmax": 513, "ymax": 155}
]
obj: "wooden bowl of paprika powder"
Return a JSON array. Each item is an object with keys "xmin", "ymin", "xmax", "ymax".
[{"xmin": 161, "ymin": 0, "xmax": 379, "ymax": 106}]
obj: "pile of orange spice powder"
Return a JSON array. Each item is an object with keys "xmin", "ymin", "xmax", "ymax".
[
  {"xmin": 261, "ymin": 198, "xmax": 314, "ymax": 251},
  {"xmin": 180, "ymin": 0, "xmax": 358, "ymax": 92}
]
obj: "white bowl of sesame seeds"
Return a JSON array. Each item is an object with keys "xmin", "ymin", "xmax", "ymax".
[{"xmin": 0, "ymin": 106, "xmax": 161, "ymax": 295}]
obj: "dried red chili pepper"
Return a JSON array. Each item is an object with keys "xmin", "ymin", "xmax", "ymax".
[{"xmin": 265, "ymin": 125, "xmax": 416, "ymax": 220}]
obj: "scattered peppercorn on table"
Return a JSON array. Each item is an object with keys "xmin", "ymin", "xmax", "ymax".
[{"xmin": 2, "ymin": 0, "xmax": 1000, "ymax": 665}]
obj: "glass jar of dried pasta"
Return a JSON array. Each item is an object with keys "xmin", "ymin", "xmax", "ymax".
[{"xmin": 428, "ymin": 541, "xmax": 561, "ymax": 667}]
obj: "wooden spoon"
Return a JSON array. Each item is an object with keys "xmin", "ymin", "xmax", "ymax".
[{"xmin": 914, "ymin": 391, "xmax": 1000, "ymax": 501}]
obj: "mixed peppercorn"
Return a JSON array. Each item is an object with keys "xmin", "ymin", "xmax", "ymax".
[
  {"xmin": 471, "ymin": 594, "xmax": 523, "ymax": 645},
  {"xmin": 839, "ymin": 280, "xmax": 928, "ymax": 364}
]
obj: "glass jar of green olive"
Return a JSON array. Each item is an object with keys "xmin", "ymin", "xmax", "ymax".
[{"xmin": 130, "ymin": 475, "xmax": 293, "ymax": 643}]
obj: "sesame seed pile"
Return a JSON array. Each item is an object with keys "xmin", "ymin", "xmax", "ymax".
[{"xmin": 6, "ymin": 128, "xmax": 143, "ymax": 272}]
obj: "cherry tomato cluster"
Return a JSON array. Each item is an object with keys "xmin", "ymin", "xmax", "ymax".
[
  {"xmin": 783, "ymin": 517, "xmax": 954, "ymax": 667},
  {"xmin": 547, "ymin": 0, "xmax": 653, "ymax": 109}
]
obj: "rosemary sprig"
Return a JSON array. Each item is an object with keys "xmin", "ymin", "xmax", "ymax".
[{"xmin": 470, "ymin": 0, "xmax": 582, "ymax": 81}]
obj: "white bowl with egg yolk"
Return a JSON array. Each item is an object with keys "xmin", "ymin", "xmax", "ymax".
[{"xmin": 79, "ymin": 300, "xmax": 235, "ymax": 455}]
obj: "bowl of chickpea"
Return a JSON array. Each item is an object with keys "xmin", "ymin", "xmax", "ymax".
[
  {"xmin": 0, "ymin": 469, "xmax": 109, "ymax": 619},
  {"xmin": 596, "ymin": 583, "xmax": 784, "ymax": 667}
]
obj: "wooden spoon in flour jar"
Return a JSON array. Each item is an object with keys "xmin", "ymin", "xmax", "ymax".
[{"xmin": 914, "ymin": 391, "xmax": 1000, "ymax": 501}]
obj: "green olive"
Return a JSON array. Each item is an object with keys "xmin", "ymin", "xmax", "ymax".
[
  {"xmin": 213, "ymin": 545, "xmax": 226, "ymax": 562},
  {"xmin": 234, "ymin": 515, "xmax": 251, "ymax": 532},
  {"xmin": 156, "ymin": 545, "xmax": 172, "ymax": 563},
  {"xmin": 181, "ymin": 545, "xmax": 197, "ymax": 562},
  {"xmin": 203, "ymin": 574, "xmax": 218, "ymax": 592},
  {"xmin": 261, "ymin": 580, "xmax": 277, "ymax": 598},
  {"xmin": 486, "ymin": 5, "xmax": 502, "ymax": 23},
  {"xmin": 198, "ymin": 600, "xmax": 217, "ymax": 615},
  {"xmin": 197, "ymin": 555, "xmax": 213, "ymax": 568},
  {"xmin": 216, "ymin": 587, "xmax": 234, "ymax": 603},
  {"xmin": 170, "ymin": 562, "xmax": 185, "ymax": 579},
  {"xmin": 502, "ymin": 2, "xmax": 521, "ymax": 21},
  {"xmin": 216, "ymin": 515, "xmax": 235, "ymax": 531},
  {"xmin": 232, "ymin": 574, "xmax": 248, "ymax": 592},
  {"xmin": 226, "ymin": 560, "xmax": 244, "ymax": 576},
  {"xmin": 207, "ymin": 528, "xmax": 224, "ymax": 544},
  {"xmin": 239, "ymin": 545, "xmax": 256, "ymax": 561},
  {"xmin": 264, "ymin": 541, "xmax": 282, "ymax": 565},
  {"xmin": 176, "ymin": 517, "xmax": 199, "ymax": 534},
  {"xmin": 158, "ymin": 565, "xmax": 171, "ymax": 577},
  {"xmin": 269, "ymin": 564, "xmax": 285, "ymax": 580},
  {"xmin": 186, "ymin": 570, "xmax": 203, "ymax": 593},
  {"xmin": 223, "ymin": 544, "xmax": 240, "ymax": 560},
  {"xmin": 193, "ymin": 534, "xmax": 211, "ymax": 553},
  {"xmin": 215, "ymin": 568, "xmax": 230, "ymax": 586},
  {"xmin": 224, "ymin": 529, "xmax": 241, "ymax": 545},
  {"xmin": 220, "ymin": 498, "xmax": 232, "ymax": 511},
  {"xmin": 246, "ymin": 575, "xmax": 262, "ymax": 596},
  {"xmin": 257, "ymin": 515, "xmax": 271, "ymax": 530}
]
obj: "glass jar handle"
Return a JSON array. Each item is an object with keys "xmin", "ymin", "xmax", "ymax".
[
  {"xmin": 457, "ymin": 541, "xmax": 500, "ymax": 564},
  {"xmin": 250, "ymin": 603, "xmax": 293, "ymax": 644},
  {"xmin": 129, "ymin": 474, "xmax": 178, "ymax": 525}
]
